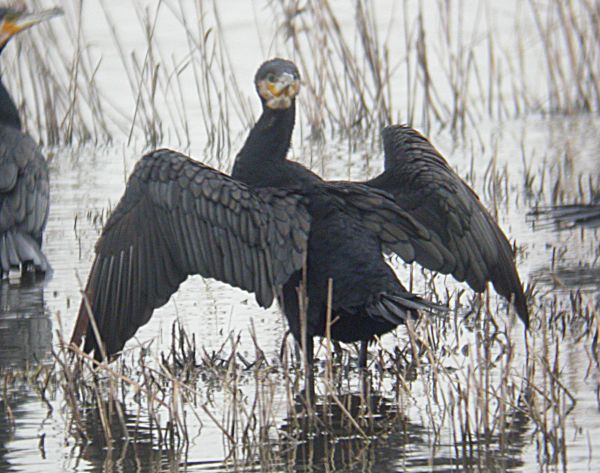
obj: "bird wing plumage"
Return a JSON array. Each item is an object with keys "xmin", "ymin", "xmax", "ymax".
[
  {"xmin": 72, "ymin": 149, "xmax": 310, "ymax": 357},
  {"xmin": 366, "ymin": 125, "xmax": 528, "ymax": 325},
  {"xmin": 325, "ymin": 181, "xmax": 456, "ymax": 273},
  {"xmin": 0, "ymin": 126, "xmax": 50, "ymax": 274}
]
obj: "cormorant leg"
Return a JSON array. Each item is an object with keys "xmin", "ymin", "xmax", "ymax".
[
  {"xmin": 303, "ymin": 336, "xmax": 315, "ymax": 402},
  {"xmin": 358, "ymin": 340, "xmax": 369, "ymax": 369},
  {"xmin": 294, "ymin": 340, "xmax": 302, "ymax": 364},
  {"xmin": 332, "ymin": 340, "xmax": 342, "ymax": 357}
]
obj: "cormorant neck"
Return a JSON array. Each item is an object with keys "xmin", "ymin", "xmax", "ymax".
[
  {"xmin": 0, "ymin": 75, "xmax": 22, "ymax": 130},
  {"xmin": 236, "ymin": 101, "xmax": 295, "ymax": 165}
]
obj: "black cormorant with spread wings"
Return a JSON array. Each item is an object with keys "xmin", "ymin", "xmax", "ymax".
[
  {"xmin": 71, "ymin": 59, "xmax": 452, "ymax": 365},
  {"xmin": 0, "ymin": 7, "xmax": 61, "ymax": 278}
]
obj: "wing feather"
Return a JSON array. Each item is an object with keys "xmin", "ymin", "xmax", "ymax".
[
  {"xmin": 367, "ymin": 125, "xmax": 528, "ymax": 325},
  {"xmin": 0, "ymin": 127, "xmax": 50, "ymax": 273},
  {"xmin": 325, "ymin": 182, "xmax": 454, "ymax": 271},
  {"xmin": 73, "ymin": 149, "xmax": 310, "ymax": 357}
]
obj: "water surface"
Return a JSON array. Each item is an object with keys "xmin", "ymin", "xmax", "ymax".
[{"xmin": 1, "ymin": 1, "xmax": 599, "ymax": 472}]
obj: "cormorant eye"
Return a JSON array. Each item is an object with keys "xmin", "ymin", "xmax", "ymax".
[{"xmin": 266, "ymin": 73, "xmax": 276, "ymax": 83}]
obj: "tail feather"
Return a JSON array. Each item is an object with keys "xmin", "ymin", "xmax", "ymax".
[
  {"xmin": 366, "ymin": 292, "xmax": 448, "ymax": 326},
  {"xmin": 1, "ymin": 233, "xmax": 20, "ymax": 273},
  {"xmin": 386, "ymin": 293, "xmax": 449, "ymax": 312},
  {"xmin": 367, "ymin": 300, "xmax": 412, "ymax": 325},
  {"xmin": 0, "ymin": 231, "xmax": 50, "ymax": 275}
]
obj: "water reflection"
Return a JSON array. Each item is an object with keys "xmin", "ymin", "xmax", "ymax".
[
  {"xmin": 531, "ymin": 266, "xmax": 600, "ymax": 292},
  {"xmin": 527, "ymin": 202, "xmax": 600, "ymax": 292},
  {"xmin": 74, "ymin": 402, "xmax": 185, "ymax": 473},
  {"xmin": 0, "ymin": 387, "xmax": 23, "ymax": 473},
  {"xmin": 528, "ymin": 203, "xmax": 600, "ymax": 230},
  {"xmin": 0, "ymin": 276, "xmax": 51, "ymax": 368},
  {"xmin": 277, "ymin": 390, "xmax": 529, "ymax": 473},
  {"xmin": 0, "ymin": 278, "xmax": 51, "ymax": 470},
  {"xmin": 62, "ymin": 383, "xmax": 531, "ymax": 473}
]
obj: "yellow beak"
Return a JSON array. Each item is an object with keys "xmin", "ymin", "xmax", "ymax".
[
  {"xmin": 0, "ymin": 7, "xmax": 63, "ymax": 47},
  {"xmin": 267, "ymin": 72, "xmax": 298, "ymax": 97}
]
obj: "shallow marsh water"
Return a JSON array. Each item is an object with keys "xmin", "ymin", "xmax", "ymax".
[{"xmin": 1, "ymin": 1, "xmax": 599, "ymax": 472}]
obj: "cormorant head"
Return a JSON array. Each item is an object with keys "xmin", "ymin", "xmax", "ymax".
[
  {"xmin": 254, "ymin": 58, "xmax": 300, "ymax": 110},
  {"xmin": 0, "ymin": 6, "xmax": 62, "ymax": 51}
]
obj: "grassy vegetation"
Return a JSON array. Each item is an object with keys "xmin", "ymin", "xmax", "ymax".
[
  {"xmin": 4, "ymin": 0, "xmax": 599, "ymax": 149},
  {"xmin": 274, "ymin": 0, "xmax": 600, "ymax": 138},
  {"xmin": 1, "ymin": 284, "xmax": 596, "ymax": 470}
]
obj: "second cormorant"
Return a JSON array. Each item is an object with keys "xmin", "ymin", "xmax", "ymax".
[{"xmin": 0, "ymin": 7, "xmax": 61, "ymax": 278}]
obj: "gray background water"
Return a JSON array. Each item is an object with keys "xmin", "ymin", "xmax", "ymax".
[{"xmin": 1, "ymin": 0, "xmax": 599, "ymax": 471}]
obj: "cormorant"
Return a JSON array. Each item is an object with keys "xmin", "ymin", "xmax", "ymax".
[
  {"xmin": 71, "ymin": 59, "xmax": 452, "ymax": 365},
  {"xmin": 366, "ymin": 125, "xmax": 529, "ymax": 324},
  {"xmin": 0, "ymin": 7, "xmax": 61, "ymax": 278}
]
